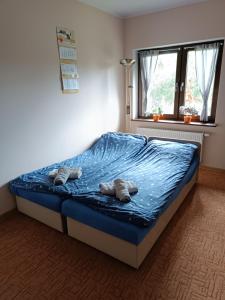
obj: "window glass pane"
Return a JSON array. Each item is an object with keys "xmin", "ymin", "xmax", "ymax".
[
  {"xmin": 184, "ymin": 50, "xmax": 214, "ymax": 116},
  {"xmin": 146, "ymin": 52, "xmax": 177, "ymax": 115}
]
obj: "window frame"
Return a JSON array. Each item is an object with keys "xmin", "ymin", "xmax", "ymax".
[{"xmin": 137, "ymin": 40, "xmax": 224, "ymax": 123}]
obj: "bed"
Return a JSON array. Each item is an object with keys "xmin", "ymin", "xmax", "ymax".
[
  {"xmin": 10, "ymin": 132, "xmax": 199, "ymax": 268},
  {"xmin": 10, "ymin": 133, "xmax": 146, "ymax": 232}
]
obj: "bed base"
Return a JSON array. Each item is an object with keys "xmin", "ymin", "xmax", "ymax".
[
  {"xmin": 67, "ymin": 171, "xmax": 197, "ymax": 269},
  {"xmin": 16, "ymin": 196, "xmax": 64, "ymax": 232}
]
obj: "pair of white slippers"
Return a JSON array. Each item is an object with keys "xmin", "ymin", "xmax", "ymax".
[{"xmin": 99, "ymin": 179, "xmax": 138, "ymax": 202}]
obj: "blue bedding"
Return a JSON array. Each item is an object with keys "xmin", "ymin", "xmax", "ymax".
[
  {"xmin": 10, "ymin": 132, "xmax": 146, "ymax": 197},
  {"xmin": 62, "ymin": 153, "xmax": 199, "ymax": 245},
  {"xmin": 67, "ymin": 139, "xmax": 198, "ymax": 227},
  {"xmin": 10, "ymin": 132, "xmax": 198, "ymax": 227}
]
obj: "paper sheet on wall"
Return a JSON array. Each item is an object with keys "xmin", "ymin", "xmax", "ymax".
[
  {"xmin": 62, "ymin": 78, "xmax": 79, "ymax": 90},
  {"xmin": 60, "ymin": 63, "xmax": 78, "ymax": 77},
  {"xmin": 59, "ymin": 47, "xmax": 77, "ymax": 60}
]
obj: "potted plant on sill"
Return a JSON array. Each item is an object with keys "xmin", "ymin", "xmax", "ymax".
[
  {"xmin": 152, "ymin": 107, "xmax": 163, "ymax": 122},
  {"xmin": 179, "ymin": 105, "xmax": 198, "ymax": 124}
]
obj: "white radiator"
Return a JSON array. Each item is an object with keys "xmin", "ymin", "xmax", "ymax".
[{"xmin": 136, "ymin": 127, "xmax": 206, "ymax": 160}]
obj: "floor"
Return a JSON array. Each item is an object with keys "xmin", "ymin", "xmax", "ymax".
[{"xmin": 1, "ymin": 183, "xmax": 225, "ymax": 299}]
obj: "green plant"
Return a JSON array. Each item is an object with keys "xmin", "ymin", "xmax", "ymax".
[
  {"xmin": 179, "ymin": 105, "xmax": 198, "ymax": 116},
  {"xmin": 152, "ymin": 106, "xmax": 163, "ymax": 115}
]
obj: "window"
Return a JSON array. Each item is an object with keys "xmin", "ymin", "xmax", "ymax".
[{"xmin": 138, "ymin": 40, "xmax": 224, "ymax": 123}]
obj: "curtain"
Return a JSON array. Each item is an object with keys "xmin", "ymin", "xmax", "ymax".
[
  {"xmin": 140, "ymin": 50, "xmax": 159, "ymax": 115},
  {"xmin": 195, "ymin": 43, "xmax": 219, "ymax": 122}
]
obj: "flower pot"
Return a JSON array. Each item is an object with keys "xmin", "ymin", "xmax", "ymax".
[
  {"xmin": 153, "ymin": 114, "xmax": 160, "ymax": 122},
  {"xmin": 184, "ymin": 115, "xmax": 192, "ymax": 124}
]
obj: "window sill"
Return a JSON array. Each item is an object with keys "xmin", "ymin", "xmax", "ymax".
[{"xmin": 131, "ymin": 118, "xmax": 217, "ymax": 127}]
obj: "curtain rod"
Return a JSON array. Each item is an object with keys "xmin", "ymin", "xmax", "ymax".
[{"xmin": 137, "ymin": 40, "xmax": 224, "ymax": 53}]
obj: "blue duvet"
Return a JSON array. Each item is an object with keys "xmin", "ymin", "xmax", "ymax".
[
  {"xmin": 10, "ymin": 132, "xmax": 198, "ymax": 227},
  {"xmin": 10, "ymin": 133, "xmax": 146, "ymax": 197}
]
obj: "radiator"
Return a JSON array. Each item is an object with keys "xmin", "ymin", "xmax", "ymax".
[{"xmin": 136, "ymin": 127, "xmax": 206, "ymax": 159}]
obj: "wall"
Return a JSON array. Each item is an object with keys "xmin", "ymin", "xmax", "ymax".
[
  {"xmin": 124, "ymin": 0, "xmax": 225, "ymax": 169},
  {"xmin": 0, "ymin": 0, "xmax": 124, "ymax": 214}
]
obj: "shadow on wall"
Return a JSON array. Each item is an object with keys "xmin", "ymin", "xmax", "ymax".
[
  {"xmin": 0, "ymin": 184, "xmax": 16, "ymax": 216},
  {"xmin": 105, "ymin": 66, "xmax": 122, "ymax": 130}
]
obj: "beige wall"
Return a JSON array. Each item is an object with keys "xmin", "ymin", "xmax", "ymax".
[
  {"xmin": 0, "ymin": 0, "xmax": 124, "ymax": 214},
  {"xmin": 125, "ymin": 0, "xmax": 225, "ymax": 169}
]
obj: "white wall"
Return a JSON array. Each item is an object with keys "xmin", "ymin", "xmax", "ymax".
[
  {"xmin": 1, "ymin": 0, "xmax": 225, "ymax": 215},
  {"xmin": 124, "ymin": 0, "xmax": 225, "ymax": 169},
  {"xmin": 0, "ymin": 0, "xmax": 124, "ymax": 214}
]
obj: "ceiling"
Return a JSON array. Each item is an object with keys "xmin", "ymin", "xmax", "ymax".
[{"xmin": 78, "ymin": 0, "xmax": 208, "ymax": 18}]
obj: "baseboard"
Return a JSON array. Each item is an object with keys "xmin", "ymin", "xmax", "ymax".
[
  {"xmin": 200, "ymin": 165, "xmax": 225, "ymax": 173},
  {"xmin": 198, "ymin": 165, "xmax": 225, "ymax": 190},
  {"xmin": 0, "ymin": 184, "xmax": 16, "ymax": 216},
  {"xmin": 0, "ymin": 209, "xmax": 17, "ymax": 223}
]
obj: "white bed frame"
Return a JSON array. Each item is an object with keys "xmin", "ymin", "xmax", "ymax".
[
  {"xmin": 16, "ymin": 196, "xmax": 64, "ymax": 232},
  {"xmin": 67, "ymin": 171, "xmax": 198, "ymax": 268},
  {"xmin": 16, "ymin": 172, "xmax": 197, "ymax": 268}
]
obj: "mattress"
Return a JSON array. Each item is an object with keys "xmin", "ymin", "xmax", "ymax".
[
  {"xmin": 62, "ymin": 154, "xmax": 199, "ymax": 245},
  {"xmin": 13, "ymin": 189, "xmax": 64, "ymax": 212}
]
